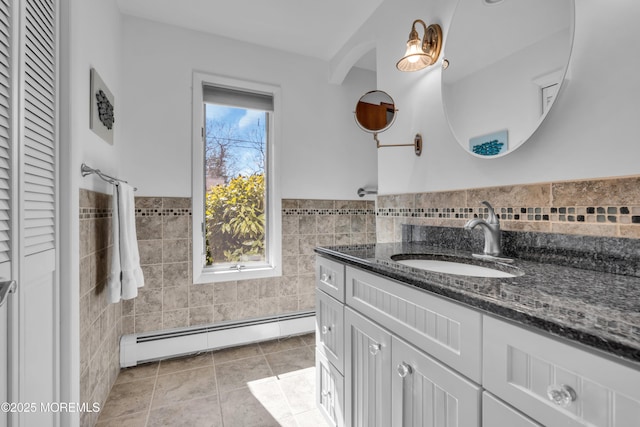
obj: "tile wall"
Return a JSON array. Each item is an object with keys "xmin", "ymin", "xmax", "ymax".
[
  {"xmin": 79, "ymin": 189, "xmax": 122, "ymax": 427},
  {"xmin": 122, "ymin": 197, "xmax": 376, "ymax": 334},
  {"xmin": 377, "ymin": 175, "xmax": 640, "ymax": 242},
  {"xmin": 78, "ymin": 191, "xmax": 374, "ymax": 424}
]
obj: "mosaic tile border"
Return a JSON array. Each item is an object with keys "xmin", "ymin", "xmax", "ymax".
[
  {"xmin": 136, "ymin": 208, "xmax": 192, "ymax": 217},
  {"xmin": 377, "ymin": 205, "xmax": 640, "ymax": 225},
  {"xmin": 79, "ymin": 207, "xmax": 194, "ymax": 219},
  {"xmin": 79, "ymin": 207, "xmax": 111, "ymax": 220},
  {"xmin": 81, "ymin": 205, "xmax": 377, "ymax": 220},
  {"xmin": 283, "ymin": 208, "xmax": 375, "ymax": 216}
]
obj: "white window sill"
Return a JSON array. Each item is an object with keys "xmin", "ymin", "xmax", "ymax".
[{"xmin": 193, "ymin": 265, "xmax": 281, "ymax": 284}]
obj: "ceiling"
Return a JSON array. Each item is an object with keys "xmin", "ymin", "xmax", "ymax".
[{"xmin": 116, "ymin": 0, "xmax": 383, "ymax": 68}]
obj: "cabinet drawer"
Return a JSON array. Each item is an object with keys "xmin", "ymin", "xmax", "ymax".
[
  {"xmin": 483, "ymin": 392, "xmax": 542, "ymax": 427},
  {"xmin": 316, "ymin": 289, "xmax": 344, "ymax": 374},
  {"xmin": 484, "ymin": 315, "xmax": 640, "ymax": 427},
  {"xmin": 317, "ymin": 350, "xmax": 344, "ymax": 427},
  {"xmin": 392, "ymin": 336, "xmax": 481, "ymax": 427},
  {"xmin": 316, "ymin": 256, "xmax": 345, "ymax": 302},
  {"xmin": 346, "ymin": 266, "xmax": 482, "ymax": 382}
]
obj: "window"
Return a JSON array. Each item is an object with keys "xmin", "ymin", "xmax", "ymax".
[{"xmin": 192, "ymin": 73, "xmax": 281, "ymax": 283}]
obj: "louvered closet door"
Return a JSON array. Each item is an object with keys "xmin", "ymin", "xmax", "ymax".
[
  {"xmin": 15, "ymin": 0, "xmax": 58, "ymax": 425},
  {"xmin": 0, "ymin": 1, "xmax": 13, "ymax": 426}
]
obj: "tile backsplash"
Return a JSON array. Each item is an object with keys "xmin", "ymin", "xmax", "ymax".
[{"xmin": 377, "ymin": 175, "xmax": 640, "ymax": 242}]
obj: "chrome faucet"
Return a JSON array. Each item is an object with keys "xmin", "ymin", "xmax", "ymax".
[{"xmin": 464, "ymin": 201, "xmax": 504, "ymax": 258}]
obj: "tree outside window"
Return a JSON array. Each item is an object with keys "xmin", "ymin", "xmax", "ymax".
[{"xmin": 204, "ymin": 104, "xmax": 268, "ymax": 267}]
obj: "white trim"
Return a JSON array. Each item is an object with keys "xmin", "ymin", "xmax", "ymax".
[
  {"xmin": 121, "ymin": 313, "xmax": 314, "ymax": 367},
  {"xmin": 532, "ymin": 68, "xmax": 565, "ymax": 89},
  {"xmin": 58, "ymin": 0, "xmax": 78, "ymax": 425},
  {"xmin": 53, "ymin": 0, "xmax": 62, "ymax": 423},
  {"xmin": 191, "ymin": 72, "xmax": 282, "ymax": 284},
  {"xmin": 6, "ymin": 1, "xmax": 21, "ymax": 424}
]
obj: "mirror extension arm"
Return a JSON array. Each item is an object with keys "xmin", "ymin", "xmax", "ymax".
[{"xmin": 375, "ymin": 133, "xmax": 423, "ymax": 156}]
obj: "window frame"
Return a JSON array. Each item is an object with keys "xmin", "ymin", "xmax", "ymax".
[{"xmin": 192, "ymin": 72, "xmax": 282, "ymax": 283}]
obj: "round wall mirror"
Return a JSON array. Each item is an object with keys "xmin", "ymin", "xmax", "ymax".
[
  {"xmin": 442, "ymin": 0, "xmax": 575, "ymax": 158},
  {"xmin": 354, "ymin": 90, "xmax": 397, "ymax": 133}
]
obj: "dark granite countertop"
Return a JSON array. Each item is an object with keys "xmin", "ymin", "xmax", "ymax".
[{"xmin": 315, "ymin": 242, "xmax": 640, "ymax": 368}]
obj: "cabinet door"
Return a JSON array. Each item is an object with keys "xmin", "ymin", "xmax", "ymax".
[
  {"xmin": 317, "ymin": 350, "xmax": 345, "ymax": 427},
  {"xmin": 391, "ymin": 337, "xmax": 481, "ymax": 427},
  {"xmin": 345, "ymin": 308, "xmax": 392, "ymax": 427},
  {"xmin": 316, "ymin": 289, "xmax": 344, "ymax": 373}
]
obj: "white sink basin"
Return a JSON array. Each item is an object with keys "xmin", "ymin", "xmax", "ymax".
[{"xmin": 394, "ymin": 258, "xmax": 518, "ymax": 278}]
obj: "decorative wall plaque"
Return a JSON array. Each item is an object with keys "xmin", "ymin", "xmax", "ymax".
[{"xmin": 90, "ymin": 68, "xmax": 115, "ymax": 145}]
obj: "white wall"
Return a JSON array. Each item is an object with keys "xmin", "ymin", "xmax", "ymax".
[
  {"xmin": 72, "ymin": 0, "xmax": 123, "ymax": 193},
  {"xmin": 338, "ymin": 0, "xmax": 640, "ymax": 195},
  {"xmin": 119, "ymin": 16, "xmax": 377, "ymax": 200}
]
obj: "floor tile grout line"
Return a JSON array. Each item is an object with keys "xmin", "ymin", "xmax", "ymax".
[
  {"xmin": 213, "ymin": 353, "xmax": 264, "ymax": 366},
  {"xmin": 264, "ymin": 353, "xmax": 276, "ymax": 379},
  {"xmin": 143, "ymin": 365, "xmax": 160, "ymax": 427},
  {"xmin": 140, "ymin": 390, "xmax": 221, "ymax": 411},
  {"xmin": 211, "ymin": 352, "xmax": 226, "ymax": 427},
  {"xmin": 274, "ymin": 368, "xmax": 299, "ymax": 425},
  {"xmin": 156, "ymin": 360, "xmax": 215, "ymax": 377}
]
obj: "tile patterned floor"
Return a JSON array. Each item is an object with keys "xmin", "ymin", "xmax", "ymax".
[{"xmin": 96, "ymin": 333, "xmax": 327, "ymax": 427}]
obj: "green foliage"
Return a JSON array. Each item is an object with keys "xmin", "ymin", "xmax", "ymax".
[{"xmin": 205, "ymin": 174, "xmax": 265, "ymax": 265}]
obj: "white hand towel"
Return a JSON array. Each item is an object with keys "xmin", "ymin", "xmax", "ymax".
[
  {"xmin": 107, "ymin": 184, "xmax": 121, "ymax": 303},
  {"xmin": 108, "ymin": 183, "xmax": 144, "ymax": 303}
]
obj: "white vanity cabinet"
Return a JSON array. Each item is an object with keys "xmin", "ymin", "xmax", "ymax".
[
  {"xmin": 343, "ymin": 307, "xmax": 482, "ymax": 427},
  {"xmin": 316, "ymin": 257, "xmax": 346, "ymax": 427},
  {"xmin": 343, "ymin": 266, "xmax": 482, "ymax": 427},
  {"xmin": 316, "ymin": 255, "xmax": 640, "ymax": 427},
  {"xmin": 483, "ymin": 315, "xmax": 640, "ymax": 427},
  {"xmin": 345, "ymin": 266, "xmax": 482, "ymax": 383},
  {"xmin": 317, "ymin": 350, "xmax": 345, "ymax": 427},
  {"xmin": 317, "ymin": 256, "xmax": 483, "ymax": 427},
  {"xmin": 317, "ymin": 256, "xmax": 345, "ymax": 301},
  {"xmin": 391, "ymin": 336, "xmax": 481, "ymax": 427},
  {"xmin": 316, "ymin": 290, "xmax": 344, "ymax": 373},
  {"xmin": 344, "ymin": 307, "xmax": 392, "ymax": 427}
]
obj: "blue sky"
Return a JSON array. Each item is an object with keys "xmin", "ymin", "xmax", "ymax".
[
  {"xmin": 206, "ymin": 104, "xmax": 264, "ymax": 131},
  {"xmin": 205, "ymin": 104, "xmax": 266, "ymax": 177}
]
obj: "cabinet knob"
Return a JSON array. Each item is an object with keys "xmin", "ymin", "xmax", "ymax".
[
  {"xmin": 369, "ymin": 343, "xmax": 382, "ymax": 356},
  {"xmin": 321, "ymin": 273, "xmax": 332, "ymax": 282},
  {"xmin": 321, "ymin": 390, "xmax": 332, "ymax": 400},
  {"xmin": 321, "ymin": 325, "xmax": 332, "ymax": 335},
  {"xmin": 396, "ymin": 362, "xmax": 413, "ymax": 378},
  {"xmin": 546, "ymin": 384, "xmax": 577, "ymax": 408}
]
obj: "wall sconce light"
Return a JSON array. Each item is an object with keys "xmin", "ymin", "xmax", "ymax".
[{"xmin": 396, "ymin": 20, "xmax": 443, "ymax": 72}]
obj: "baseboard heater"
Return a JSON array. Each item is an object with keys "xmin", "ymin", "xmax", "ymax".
[{"xmin": 120, "ymin": 310, "xmax": 315, "ymax": 367}]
